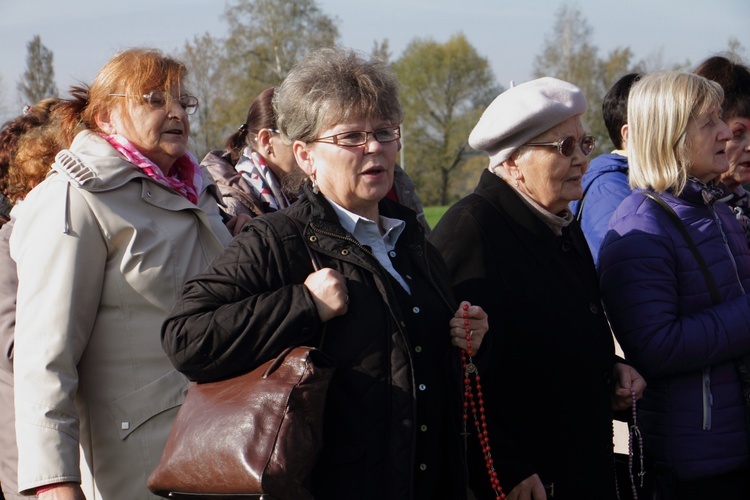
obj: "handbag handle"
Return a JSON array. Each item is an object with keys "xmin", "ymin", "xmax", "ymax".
[
  {"xmin": 289, "ymin": 216, "xmax": 322, "ymax": 272},
  {"xmin": 642, "ymin": 191, "xmax": 721, "ymax": 305}
]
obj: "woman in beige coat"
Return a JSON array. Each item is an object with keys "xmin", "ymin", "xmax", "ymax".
[{"xmin": 9, "ymin": 48, "xmax": 231, "ymax": 499}]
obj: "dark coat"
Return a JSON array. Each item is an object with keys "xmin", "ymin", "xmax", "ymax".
[
  {"xmin": 162, "ymin": 185, "xmax": 468, "ymax": 500},
  {"xmin": 599, "ymin": 183, "xmax": 750, "ymax": 480},
  {"xmin": 430, "ymin": 170, "xmax": 618, "ymax": 500}
]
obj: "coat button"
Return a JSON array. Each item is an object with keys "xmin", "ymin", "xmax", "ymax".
[
  {"xmin": 341, "ymin": 248, "xmax": 350, "ymax": 256},
  {"xmin": 412, "ymin": 306, "xmax": 420, "ymax": 314},
  {"xmin": 389, "ymin": 250, "xmax": 397, "ymax": 258},
  {"xmin": 420, "ymin": 424, "xmax": 428, "ymax": 432},
  {"xmin": 589, "ymin": 303, "xmax": 600, "ymax": 315},
  {"xmin": 419, "ymin": 463, "xmax": 427, "ymax": 471},
  {"xmin": 418, "ymin": 384, "xmax": 427, "ymax": 391},
  {"xmin": 309, "ymin": 235, "xmax": 317, "ymax": 242},
  {"xmin": 415, "ymin": 346, "xmax": 422, "ymax": 353}
]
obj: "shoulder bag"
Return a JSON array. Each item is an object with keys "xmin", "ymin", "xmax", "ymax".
[{"xmin": 148, "ymin": 216, "xmax": 333, "ymax": 499}]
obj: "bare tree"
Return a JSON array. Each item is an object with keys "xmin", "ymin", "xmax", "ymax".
[
  {"xmin": 223, "ymin": 0, "xmax": 339, "ymax": 86},
  {"xmin": 179, "ymin": 33, "xmax": 230, "ymax": 158},
  {"xmin": 533, "ymin": 4, "xmax": 642, "ymax": 152},
  {"xmin": 17, "ymin": 35, "xmax": 58, "ymax": 104}
]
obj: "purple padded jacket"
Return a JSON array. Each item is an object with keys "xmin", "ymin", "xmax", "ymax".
[{"xmin": 598, "ymin": 181, "xmax": 750, "ymax": 480}]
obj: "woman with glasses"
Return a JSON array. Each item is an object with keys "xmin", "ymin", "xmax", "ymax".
[
  {"xmin": 430, "ymin": 77, "xmax": 646, "ymax": 499},
  {"xmin": 162, "ymin": 47, "xmax": 489, "ymax": 500},
  {"xmin": 9, "ymin": 48, "xmax": 231, "ymax": 499},
  {"xmin": 202, "ymin": 87, "xmax": 301, "ymax": 232},
  {"xmin": 598, "ymin": 71, "xmax": 750, "ymax": 499}
]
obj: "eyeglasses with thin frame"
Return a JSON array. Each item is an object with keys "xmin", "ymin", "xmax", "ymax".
[
  {"xmin": 311, "ymin": 126, "xmax": 401, "ymax": 147},
  {"xmin": 526, "ymin": 135, "xmax": 596, "ymax": 157},
  {"xmin": 109, "ymin": 90, "xmax": 200, "ymax": 116}
]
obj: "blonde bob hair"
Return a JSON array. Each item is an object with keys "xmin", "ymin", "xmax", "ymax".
[{"xmin": 628, "ymin": 71, "xmax": 724, "ymax": 195}]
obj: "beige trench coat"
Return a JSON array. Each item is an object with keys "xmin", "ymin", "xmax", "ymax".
[{"xmin": 10, "ymin": 130, "xmax": 231, "ymax": 498}]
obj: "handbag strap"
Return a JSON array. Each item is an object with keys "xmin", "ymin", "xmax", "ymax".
[
  {"xmin": 289, "ymin": 216, "xmax": 322, "ymax": 272},
  {"xmin": 642, "ymin": 191, "xmax": 721, "ymax": 305},
  {"xmin": 288, "ymin": 215, "xmax": 329, "ymax": 349}
]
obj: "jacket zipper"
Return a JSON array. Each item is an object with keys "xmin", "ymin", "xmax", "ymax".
[{"xmin": 702, "ymin": 366, "xmax": 712, "ymax": 430}]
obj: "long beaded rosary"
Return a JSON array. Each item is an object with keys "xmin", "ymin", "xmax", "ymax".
[
  {"xmin": 461, "ymin": 304, "xmax": 506, "ymax": 500},
  {"xmin": 615, "ymin": 386, "xmax": 645, "ymax": 500}
]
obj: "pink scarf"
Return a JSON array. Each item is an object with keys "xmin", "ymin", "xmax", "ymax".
[{"xmin": 101, "ymin": 134, "xmax": 202, "ymax": 205}]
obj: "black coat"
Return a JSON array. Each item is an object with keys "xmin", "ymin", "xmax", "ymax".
[
  {"xmin": 430, "ymin": 170, "xmax": 618, "ymax": 500},
  {"xmin": 162, "ymin": 185, "xmax": 468, "ymax": 500}
]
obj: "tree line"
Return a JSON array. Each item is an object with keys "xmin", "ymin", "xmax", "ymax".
[{"xmin": 8, "ymin": 1, "xmax": 746, "ymax": 206}]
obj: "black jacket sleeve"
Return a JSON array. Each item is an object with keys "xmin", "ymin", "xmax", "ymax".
[{"xmin": 161, "ymin": 217, "xmax": 322, "ymax": 382}]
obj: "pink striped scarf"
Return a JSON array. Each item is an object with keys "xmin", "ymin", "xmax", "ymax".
[{"xmin": 101, "ymin": 134, "xmax": 202, "ymax": 205}]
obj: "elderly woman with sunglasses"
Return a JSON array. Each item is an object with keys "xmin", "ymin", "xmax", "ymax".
[
  {"xmin": 430, "ymin": 77, "xmax": 645, "ymax": 500},
  {"xmin": 9, "ymin": 48, "xmax": 231, "ymax": 499},
  {"xmin": 162, "ymin": 47, "xmax": 489, "ymax": 500}
]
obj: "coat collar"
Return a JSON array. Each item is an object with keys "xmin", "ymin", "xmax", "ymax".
[{"xmin": 473, "ymin": 169, "xmax": 593, "ymax": 266}]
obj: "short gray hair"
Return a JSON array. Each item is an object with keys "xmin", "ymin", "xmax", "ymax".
[{"xmin": 274, "ymin": 47, "xmax": 402, "ymax": 143}]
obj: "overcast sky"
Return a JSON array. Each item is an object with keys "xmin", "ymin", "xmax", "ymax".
[{"xmin": 1, "ymin": 0, "xmax": 748, "ymax": 120}]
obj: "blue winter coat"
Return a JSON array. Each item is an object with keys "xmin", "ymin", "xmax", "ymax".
[
  {"xmin": 598, "ymin": 181, "xmax": 750, "ymax": 480},
  {"xmin": 570, "ymin": 153, "xmax": 630, "ymax": 264}
]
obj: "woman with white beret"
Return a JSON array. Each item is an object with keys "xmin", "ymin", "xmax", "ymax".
[{"xmin": 430, "ymin": 77, "xmax": 646, "ymax": 500}]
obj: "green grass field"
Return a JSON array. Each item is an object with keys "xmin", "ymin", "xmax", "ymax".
[{"xmin": 424, "ymin": 205, "xmax": 449, "ymax": 229}]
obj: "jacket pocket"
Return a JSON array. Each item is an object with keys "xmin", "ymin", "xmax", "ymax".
[
  {"xmin": 107, "ymin": 369, "xmax": 189, "ymax": 439},
  {"xmin": 702, "ymin": 366, "xmax": 712, "ymax": 430}
]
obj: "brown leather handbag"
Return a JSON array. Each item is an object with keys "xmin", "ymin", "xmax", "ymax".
[
  {"xmin": 148, "ymin": 217, "xmax": 333, "ymax": 499},
  {"xmin": 147, "ymin": 346, "xmax": 334, "ymax": 499}
]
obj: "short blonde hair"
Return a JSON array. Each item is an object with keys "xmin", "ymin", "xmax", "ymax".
[{"xmin": 628, "ymin": 71, "xmax": 723, "ymax": 195}]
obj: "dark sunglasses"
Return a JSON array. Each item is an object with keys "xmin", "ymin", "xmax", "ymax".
[{"xmin": 526, "ymin": 135, "xmax": 596, "ymax": 157}]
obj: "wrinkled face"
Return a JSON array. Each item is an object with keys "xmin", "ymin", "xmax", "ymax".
[
  {"xmin": 721, "ymin": 116, "xmax": 750, "ymax": 190},
  {"xmin": 104, "ymin": 85, "xmax": 190, "ymax": 174},
  {"xmin": 513, "ymin": 116, "xmax": 589, "ymax": 214},
  {"xmin": 685, "ymin": 103, "xmax": 731, "ymax": 184},
  {"xmin": 295, "ymin": 117, "xmax": 400, "ymax": 220}
]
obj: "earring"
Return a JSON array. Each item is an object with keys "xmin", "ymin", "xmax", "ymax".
[
  {"xmin": 514, "ymin": 179, "xmax": 519, "ymax": 187},
  {"xmin": 266, "ymin": 148, "xmax": 272, "ymax": 155},
  {"xmin": 311, "ymin": 173, "xmax": 319, "ymax": 194}
]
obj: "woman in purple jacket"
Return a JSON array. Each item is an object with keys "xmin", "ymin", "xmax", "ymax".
[{"xmin": 598, "ymin": 71, "xmax": 750, "ymax": 499}]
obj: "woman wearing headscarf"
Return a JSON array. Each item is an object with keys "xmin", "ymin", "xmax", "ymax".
[
  {"xmin": 598, "ymin": 71, "xmax": 750, "ymax": 499},
  {"xmin": 162, "ymin": 47, "xmax": 490, "ymax": 500},
  {"xmin": 430, "ymin": 77, "xmax": 645, "ymax": 500},
  {"xmin": 9, "ymin": 48, "xmax": 231, "ymax": 499}
]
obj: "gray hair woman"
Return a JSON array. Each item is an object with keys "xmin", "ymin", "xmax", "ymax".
[
  {"xmin": 430, "ymin": 77, "xmax": 645, "ymax": 500},
  {"xmin": 162, "ymin": 47, "xmax": 489, "ymax": 500}
]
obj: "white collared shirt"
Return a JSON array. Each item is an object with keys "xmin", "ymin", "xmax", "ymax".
[{"xmin": 327, "ymin": 198, "xmax": 411, "ymax": 294}]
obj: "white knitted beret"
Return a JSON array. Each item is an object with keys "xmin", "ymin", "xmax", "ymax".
[{"xmin": 469, "ymin": 77, "xmax": 587, "ymax": 168}]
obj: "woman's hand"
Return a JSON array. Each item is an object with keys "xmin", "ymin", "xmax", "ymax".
[
  {"xmin": 450, "ymin": 301, "xmax": 488, "ymax": 352},
  {"xmin": 611, "ymin": 362, "xmax": 647, "ymax": 411},
  {"xmin": 304, "ymin": 268, "xmax": 349, "ymax": 322},
  {"xmin": 507, "ymin": 473, "xmax": 547, "ymax": 500},
  {"xmin": 226, "ymin": 214, "xmax": 253, "ymax": 236},
  {"xmin": 36, "ymin": 483, "xmax": 86, "ymax": 500}
]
